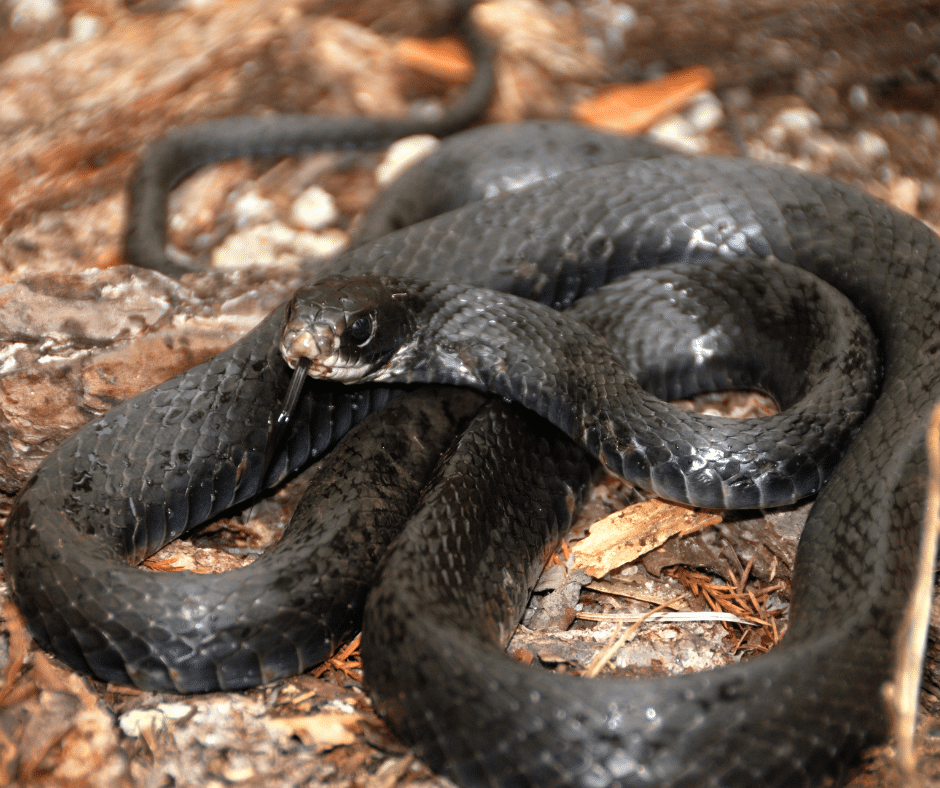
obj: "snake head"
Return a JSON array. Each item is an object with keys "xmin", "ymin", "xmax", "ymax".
[{"xmin": 281, "ymin": 275, "xmax": 417, "ymax": 382}]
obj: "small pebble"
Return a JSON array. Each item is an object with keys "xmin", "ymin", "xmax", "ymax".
[
  {"xmin": 69, "ymin": 12, "xmax": 105, "ymax": 42},
  {"xmin": 765, "ymin": 106, "xmax": 821, "ymax": 148},
  {"xmin": 232, "ymin": 190, "xmax": 276, "ymax": 228},
  {"xmin": 290, "ymin": 185, "xmax": 339, "ymax": 231},
  {"xmin": 119, "ymin": 703, "xmax": 192, "ymax": 737},
  {"xmin": 581, "ymin": 1, "xmax": 638, "ymax": 54},
  {"xmin": 119, "ymin": 709, "xmax": 166, "ymax": 738},
  {"xmin": 854, "ymin": 130, "xmax": 889, "ymax": 164},
  {"xmin": 609, "ymin": 3, "xmax": 638, "ymax": 33},
  {"xmin": 647, "ymin": 115, "xmax": 704, "ymax": 154},
  {"xmin": 292, "ymin": 228, "xmax": 348, "ymax": 259},
  {"xmin": 158, "ymin": 702, "xmax": 195, "ymax": 719},
  {"xmin": 376, "ymin": 135, "xmax": 440, "ymax": 186},
  {"xmin": 919, "ymin": 115, "xmax": 939, "ymax": 143},
  {"xmin": 213, "ymin": 222, "xmax": 298, "ymax": 268},
  {"xmin": 774, "ymin": 107, "xmax": 821, "ymax": 134},
  {"xmin": 848, "ymin": 84, "xmax": 869, "ymax": 112},
  {"xmin": 222, "ymin": 759, "xmax": 256, "ymax": 782},
  {"xmin": 685, "ymin": 91, "xmax": 724, "ymax": 134},
  {"xmin": 10, "ymin": 0, "xmax": 62, "ymax": 29},
  {"xmin": 213, "ymin": 223, "xmax": 346, "ymax": 268}
]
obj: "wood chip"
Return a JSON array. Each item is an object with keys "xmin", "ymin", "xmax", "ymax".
[
  {"xmin": 571, "ymin": 500, "xmax": 723, "ymax": 578},
  {"xmin": 395, "ymin": 36, "xmax": 474, "ymax": 83},
  {"xmin": 573, "ymin": 66, "xmax": 715, "ymax": 134},
  {"xmin": 265, "ymin": 713, "xmax": 359, "ymax": 750}
]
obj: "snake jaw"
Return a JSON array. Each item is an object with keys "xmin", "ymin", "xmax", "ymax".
[
  {"xmin": 281, "ymin": 315, "xmax": 339, "ymax": 377},
  {"xmin": 280, "ymin": 275, "xmax": 421, "ymax": 383},
  {"xmin": 280, "ymin": 310, "xmax": 375, "ymax": 382}
]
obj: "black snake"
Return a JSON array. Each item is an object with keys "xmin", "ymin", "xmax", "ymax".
[{"xmin": 4, "ymin": 8, "xmax": 940, "ymax": 788}]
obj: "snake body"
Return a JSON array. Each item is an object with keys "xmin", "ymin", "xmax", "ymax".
[
  {"xmin": 282, "ymin": 266, "xmax": 879, "ymax": 509},
  {"xmin": 3, "ymin": 11, "xmax": 940, "ymax": 782},
  {"xmin": 6, "ymin": 139, "xmax": 939, "ymax": 785}
]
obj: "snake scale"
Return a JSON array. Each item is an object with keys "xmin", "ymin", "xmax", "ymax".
[{"xmin": 5, "ymin": 5, "xmax": 940, "ymax": 787}]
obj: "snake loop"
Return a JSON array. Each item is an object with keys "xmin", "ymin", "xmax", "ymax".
[{"xmin": 4, "ymin": 56, "xmax": 938, "ymax": 787}]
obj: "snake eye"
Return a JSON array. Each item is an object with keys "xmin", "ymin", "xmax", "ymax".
[{"xmin": 347, "ymin": 314, "xmax": 375, "ymax": 347}]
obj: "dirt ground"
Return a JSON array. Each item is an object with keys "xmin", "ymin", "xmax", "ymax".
[{"xmin": 0, "ymin": 0, "xmax": 939, "ymax": 786}]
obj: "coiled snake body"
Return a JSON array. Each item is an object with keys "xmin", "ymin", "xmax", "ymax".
[{"xmin": 4, "ymin": 47, "xmax": 940, "ymax": 788}]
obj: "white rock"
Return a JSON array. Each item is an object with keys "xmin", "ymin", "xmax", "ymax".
[
  {"xmin": 212, "ymin": 222, "xmax": 347, "ymax": 268},
  {"xmin": 69, "ymin": 12, "xmax": 105, "ymax": 42},
  {"xmin": 764, "ymin": 106, "xmax": 822, "ymax": 148},
  {"xmin": 157, "ymin": 702, "xmax": 195, "ymax": 720},
  {"xmin": 609, "ymin": 3, "xmax": 638, "ymax": 34},
  {"xmin": 231, "ymin": 190, "xmax": 276, "ymax": 228},
  {"xmin": 920, "ymin": 114, "xmax": 939, "ymax": 143},
  {"xmin": 119, "ymin": 705, "xmax": 191, "ymax": 737},
  {"xmin": 582, "ymin": 1, "xmax": 638, "ymax": 53},
  {"xmin": 10, "ymin": 0, "xmax": 61, "ymax": 29},
  {"xmin": 213, "ymin": 222, "xmax": 295, "ymax": 268},
  {"xmin": 647, "ymin": 115, "xmax": 705, "ymax": 154},
  {"xmin": 376, "ymin": 134, "xmax": 440, "ymax": 186},
  {"xmin": 290, "ymin": 185, "xmax": 339, "ymax": 231},
  {"xmin": 686, "ymin": 92, "xmax": 724, "ymax": 134},
  {"xmin": 854, "ymin": 130, "xmax": 890, "ymax": 163},
  {"xmin": 291, "ymin": 228, "xmax": 348, "ymax": 259},
  {"xmin": 773, "ymin": 107, "xmax": 821, "ymax": 134},
  {"xmin": 848, "ymin": 84, "xmax": 869, "ymax": 112}
]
